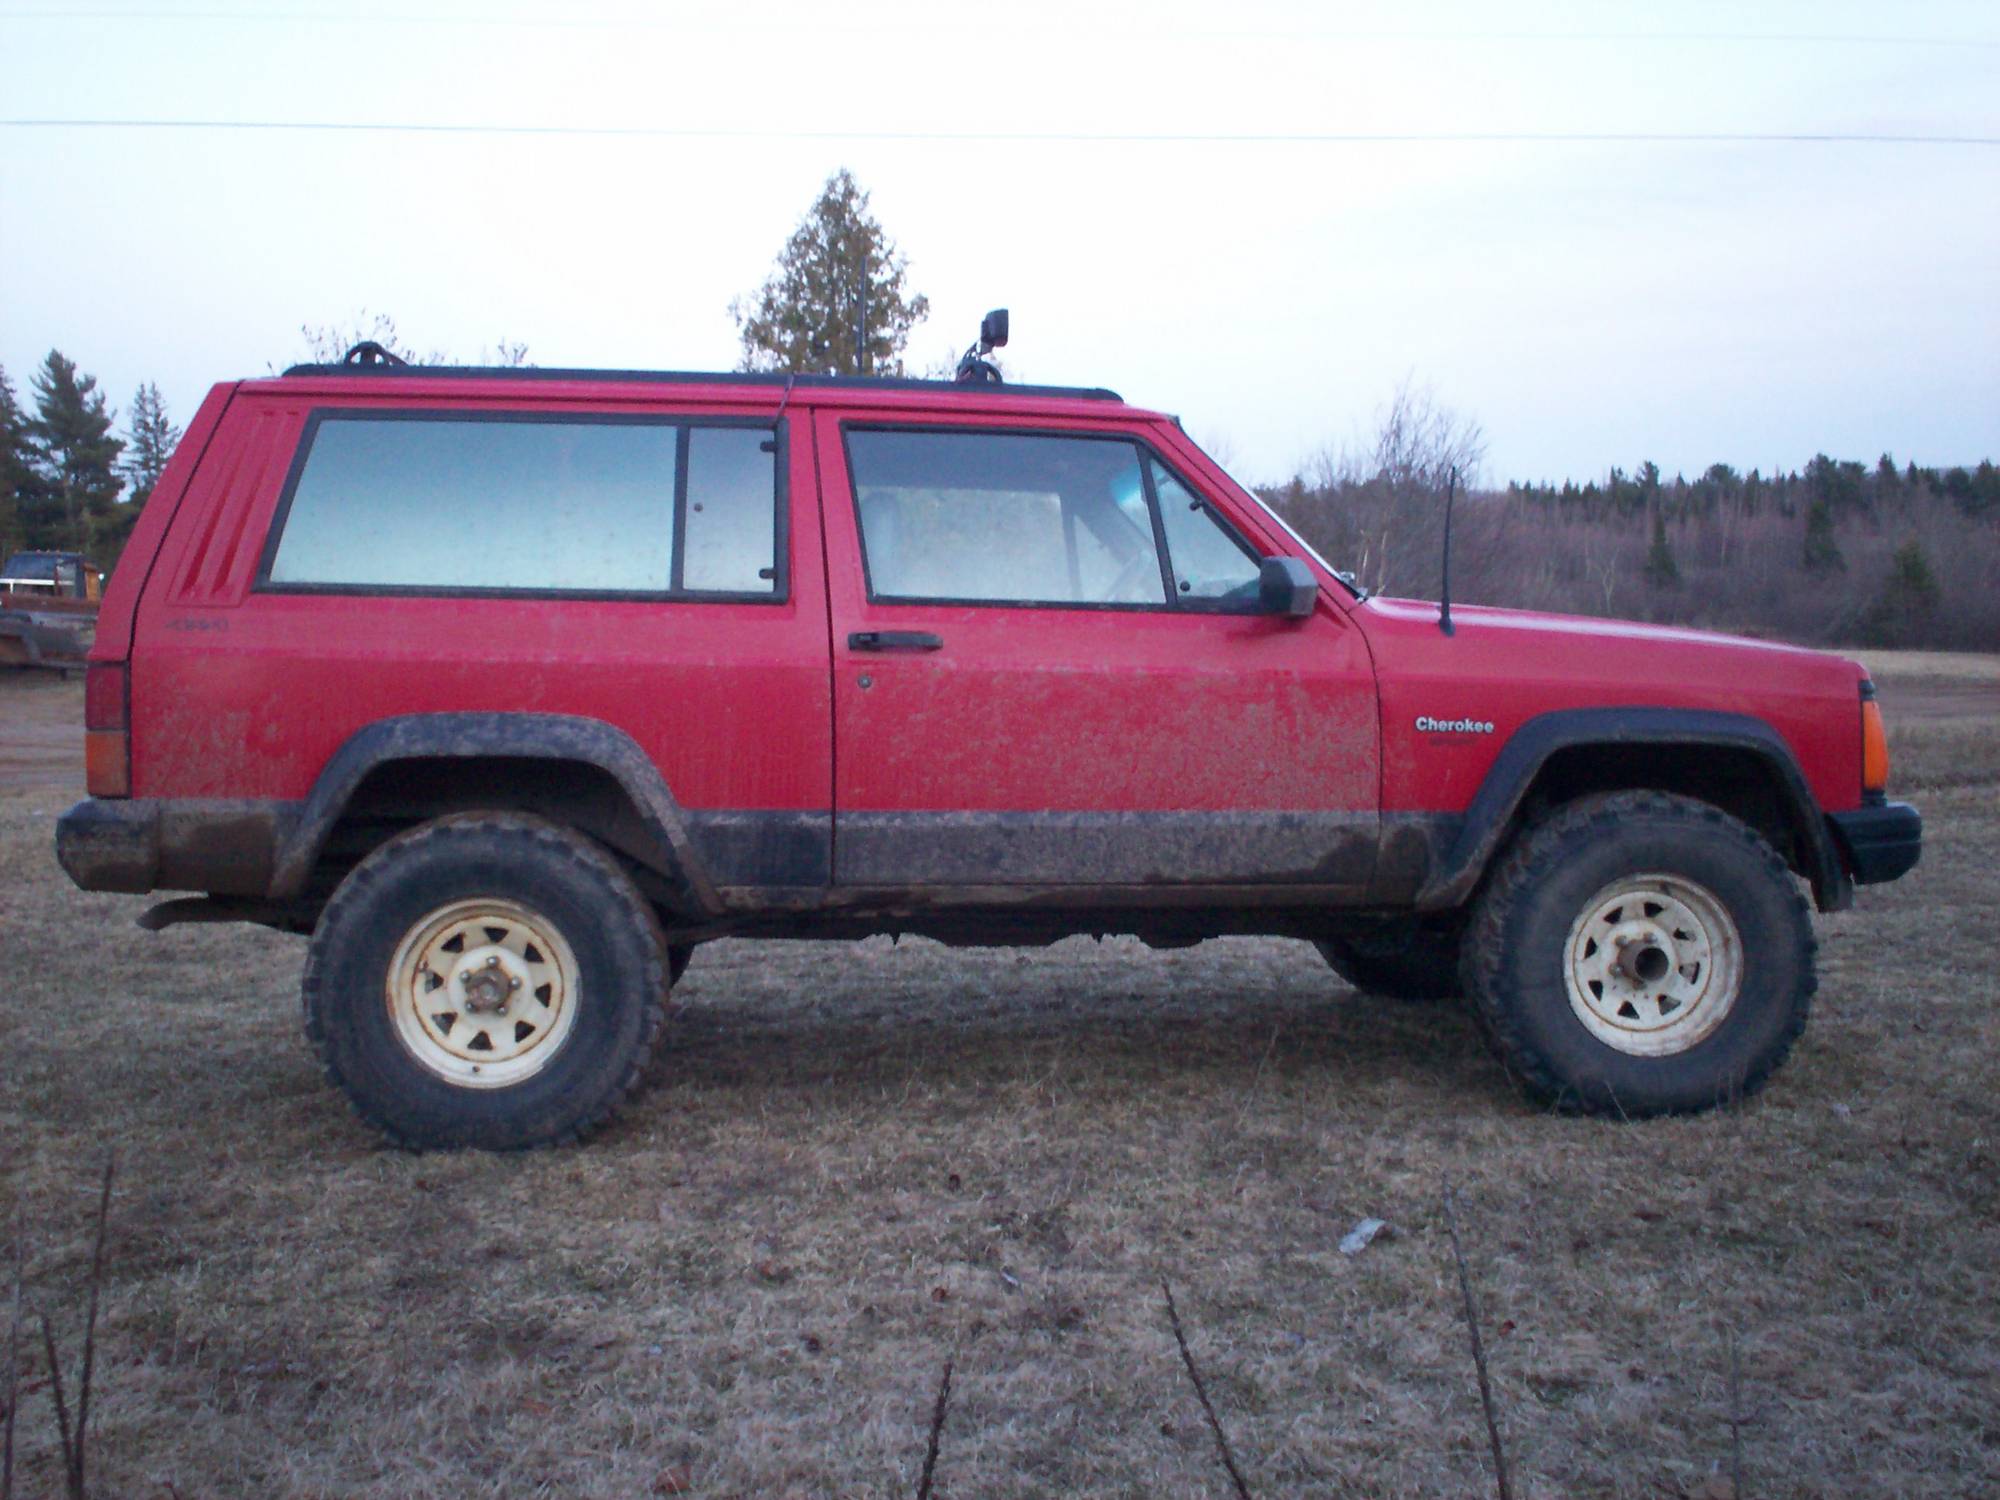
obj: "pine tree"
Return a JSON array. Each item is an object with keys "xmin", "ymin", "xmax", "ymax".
[
  {"xmin": 27, "ymin": 351, "xmax": 124, "ymax": 558},
  {"xmin": 0, "ymin": 365, "xmax": 39, "ymax": 560},
  {"xmin": 121, "ymin": 383, "xmax": 181, "ymax": 507},
  {"xmin": 1801, "ymin": 497, "xmax": 1844, "ymax": 574},
  {"xmin": 1862, "ymin": 538, "xmax": 1942, "ymax": 646},
  {"xmin": 1806, "ymin": 453, "xmax": 1866, "ymax": 514},
  {"xmin": 89, "ymin": 381, "xmax": 183, "ymax": 565},
  {"xmin": 731, "ymin": 169, "xmax": 930, "ymax": 375},
  {"xmin": 1971, "ymin": 460, "xmax": 2000, "ymax": 518},
  {"xmin": 1643, "ymin": 506, "xmax": 1680, "ymax": 588}
]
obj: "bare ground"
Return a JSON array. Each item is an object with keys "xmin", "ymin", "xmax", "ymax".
[
  {"xmin": 0, "ymin": 661, "xmax": 1996, "ymax": 1498},
  {"xmin": 0, "ymin": 672, "xmax": 87, "ymax": 795}
]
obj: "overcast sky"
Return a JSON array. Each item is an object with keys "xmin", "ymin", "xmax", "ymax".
[{"xmin": 2, "ymin": 0, "xmax": 1995, "ymax": 487}]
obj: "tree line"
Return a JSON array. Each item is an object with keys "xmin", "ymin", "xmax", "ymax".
[
  {"xmin": 1265, "ymin": 383, "xmax": 2000, "ymax": 651},
  {"xmin": 0, "ymin": 354, "xmax": 179, "ymax": 573}
]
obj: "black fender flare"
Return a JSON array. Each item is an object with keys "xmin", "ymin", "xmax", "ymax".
[
  {"xmin": 268, "ymin": 713, "xmax": 720, "ymax": 915},
  {"xmin": 1413, "ymin": 706, "xmax": 1851, "ymax": 913}
]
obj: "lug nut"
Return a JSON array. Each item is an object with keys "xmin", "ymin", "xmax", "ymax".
[{"xmin": 486, "ymin": 955, "xmax": 500, "ymax": 968}]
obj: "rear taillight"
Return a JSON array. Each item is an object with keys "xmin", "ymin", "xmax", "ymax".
[
  {"xmin": 85, "ymin": 662, "xmax": 130, "ymax": 798},
  {"xmin": 1860, "ymin": 678, "xmax": 1889, "ymax": 797}
]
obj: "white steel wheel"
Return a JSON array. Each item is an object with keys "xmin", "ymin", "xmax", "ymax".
[
  {"xmin": 1562, "ymin": 872, "xmax": 1742, "ymax": 1057},
  {"xmin": 386, "ymin": 898, "xmax": 581, "ymax": 1088}
]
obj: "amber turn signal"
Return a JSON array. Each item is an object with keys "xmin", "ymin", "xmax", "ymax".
[
  {"xmin": 1861, "ymin": 693, "xmax": 1890, "ymax": 794},
  {"xmin": 86, "ymin": 729, "xmax": 131, "ymax": 798}
]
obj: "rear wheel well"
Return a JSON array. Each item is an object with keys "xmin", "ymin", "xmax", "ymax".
[
  {"xmin": 1513, "ymin": 742, "xmax": 1812, "ymax": 882},
  {"xmin": 309, "ymin": 756, "xmax": 689, "ymax": 913}
]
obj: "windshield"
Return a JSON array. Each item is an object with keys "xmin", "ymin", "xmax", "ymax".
[{"xmin": 1172, "ymin": 431, "xmax": 1365, "ymax": 598}]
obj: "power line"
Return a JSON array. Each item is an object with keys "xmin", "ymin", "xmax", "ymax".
[
  {"xmin": 2, "ymin": 118, "xmax": 1995, "ymax": 146},
  {"xmin": 0, "ymin": 10, "xmax": 1995, "ymax": 46}
]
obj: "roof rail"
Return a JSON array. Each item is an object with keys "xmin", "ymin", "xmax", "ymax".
[
  {"xmin": 275, "ymin": 362, "xmax": 1122, "ymax": 402},
  {"xmin": 339, "ymin": 340, "xmax": 407, "ymax": 368}
]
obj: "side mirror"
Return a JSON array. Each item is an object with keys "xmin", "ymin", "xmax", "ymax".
[
  {"xmin": 1259, "ymin": 556, "xmax": 1317, "ymax": 618},
  {"xmin": 979, "ymin": 308, "xmax": 1009, "ymax": 350}
]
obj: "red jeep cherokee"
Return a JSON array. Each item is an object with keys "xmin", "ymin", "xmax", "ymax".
[{"xmin": 57, "ymin": 342, "xmax": 1921, "ymax": 1148}]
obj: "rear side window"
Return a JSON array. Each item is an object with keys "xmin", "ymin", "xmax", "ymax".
[
  {"xmin": 262, "ymin": 412, "xmax": 781, "ymax": 597},
  {"xmin": 682, "ymin": 427, "xmax": 778, "ymax": 592}
]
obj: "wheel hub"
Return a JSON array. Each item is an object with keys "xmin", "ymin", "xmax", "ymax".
[
  {"xmin": 1562, "ymin": 873, "xmax": 1743, "ymax": 1058},
  {"xmin": 454, "ymin": 949, "xmax": 524, "ymax": 1015},
  {"xmin": 387, "ymin": 899, "xmax": 580, "ymax": 1088},
  {"xmin": 1614, "ymin": 935, "xmax": 1674, "ymax": 986}
]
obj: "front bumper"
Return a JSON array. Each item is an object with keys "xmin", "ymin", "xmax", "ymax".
[{"xmin": 1827, "ymin": 800, "xmax": 1922, "ymax": 886}]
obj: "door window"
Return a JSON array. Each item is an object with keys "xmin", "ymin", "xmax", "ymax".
[
  {"xmin": 845, "ymin": 428, "xmax": 1274, "ymax": 612},
  {"xmin": 847, "ymin": 430, "xmax": 1167, "ymax": 607}
]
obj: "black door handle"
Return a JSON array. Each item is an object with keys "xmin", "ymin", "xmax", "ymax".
[{"xmin": 848, "ymin": 631, "xmax": 944, "ymax": 652}]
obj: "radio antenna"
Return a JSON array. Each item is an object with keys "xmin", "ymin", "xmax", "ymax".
[{"xmin": 1439, "ymin": 465, "xmax": 1457, "ymax": 637}]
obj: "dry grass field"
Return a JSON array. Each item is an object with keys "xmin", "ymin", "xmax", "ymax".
[{"xmin": 1, "ymin": 660, "xmax": 1996, "ymax": 1498}]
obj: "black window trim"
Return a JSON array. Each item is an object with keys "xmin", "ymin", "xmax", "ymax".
[
  {"xmin": 253, "ymin": 406, "xmax": 791, "ymax": 604},
  {"xmin": 839, "ymin": 421, "xmax": 1270, "ymax": 616}
]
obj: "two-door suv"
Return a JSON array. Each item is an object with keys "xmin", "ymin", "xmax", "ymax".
[{"xmin": 57, "ymin": 336, "xmax": 1921, "ymax": 1148}]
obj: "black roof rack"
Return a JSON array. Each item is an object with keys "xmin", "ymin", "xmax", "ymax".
[{"xmin": 277, "ymin": 362, "xmax": 1123, "ymax": 403}]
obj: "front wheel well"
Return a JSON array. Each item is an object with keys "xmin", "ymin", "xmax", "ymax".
[{"xmin": 1514, "ymin": 742, "xmax": 1812, "ymax": 883}]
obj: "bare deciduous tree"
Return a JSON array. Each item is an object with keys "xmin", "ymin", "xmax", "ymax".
[
  {"xmin": 287, "ymin": 312, "xmax": 531, "ymax": 369},
  {"xmin": 1368, "ymin": 373, "xmax": 1489, "ymax": 497},
  {"xmin": 1296, "ymin": 374, "xmax": 1488, "ymax": 597}
]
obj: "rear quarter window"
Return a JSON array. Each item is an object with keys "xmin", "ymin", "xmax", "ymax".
[{"xmin": 261, "ymin": 411, "xmax": 781, "ymax": 598}]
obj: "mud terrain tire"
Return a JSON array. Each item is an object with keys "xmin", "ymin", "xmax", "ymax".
[
  {"xmin": 1464, "ymin": 791, "xmax": 1813, "ymax": 1116},
  {"xmin": 303, "ymin": 813, "xmax": 669, "ymax": 1150}
]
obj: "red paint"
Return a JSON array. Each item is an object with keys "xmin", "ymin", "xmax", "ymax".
[
  {"xmin": 1361, "ymin": 597, "xmax": 1866, "ymax": 814},
  {"xmin": 811, "ymin": 408, "xmax": 1380, "ymax": 849},
  {"xmin": 94, "ymin": 370, "xmax": 1873, "ymax": 833}
]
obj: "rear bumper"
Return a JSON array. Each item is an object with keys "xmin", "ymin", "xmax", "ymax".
[
  {"xmin": 1827, "ymin": 800, "xmax": 1922, "ymax": 886},
  {"xmin": 56, "ymin": 798, "xmax": 159, "ymax": 892},
  {"xmin": 56, "ymin": 797, "xmax": 293, "ymax": 896}
]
